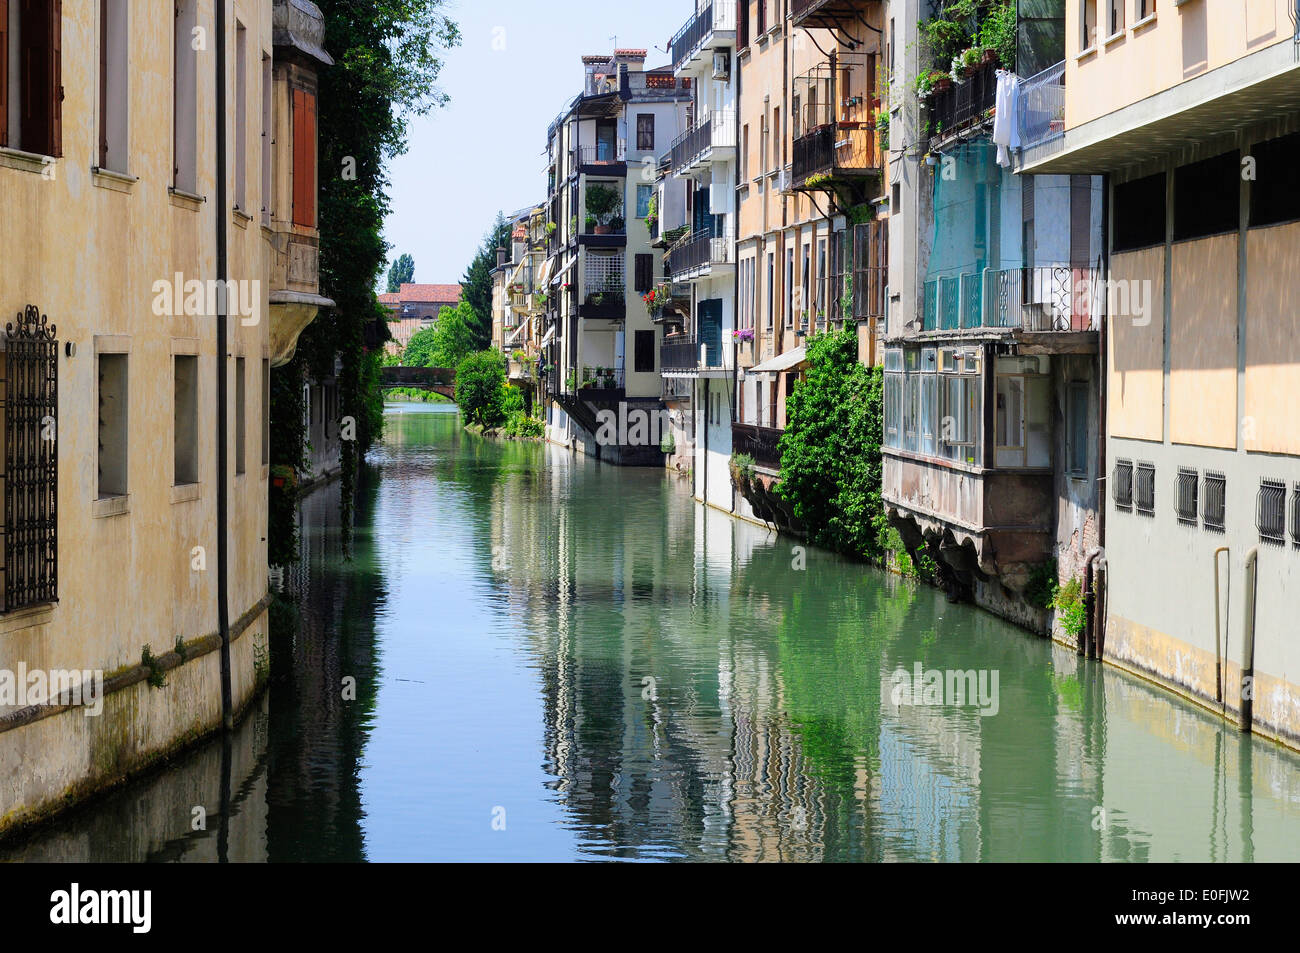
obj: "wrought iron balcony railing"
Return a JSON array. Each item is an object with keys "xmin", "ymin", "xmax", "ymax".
[
  {"xmin": 927, "ymin": 60, "xmax": 998, "ymax": 146},
  {"xmin": 921, "ymin": 264, "xmax": 1104, "ymax": 333},
  {"xmin": 731, "ymin": 423, "xmax": 783, "ymax": 471},
  {"xmin": 660, "ymin": 336, "xmax": 703, "ymax": 373},
  {"xmin": 670, "ymin": 1, "xmax": 736, "ymax": 74},
  {"xmin": 665, "ymin": 227, "xmax": 734, "ymax": 277}
]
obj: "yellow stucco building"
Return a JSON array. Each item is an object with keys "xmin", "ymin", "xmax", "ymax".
[{"xmin": 0, "ymin": 0, "xmax": 330, "ymax": 833}]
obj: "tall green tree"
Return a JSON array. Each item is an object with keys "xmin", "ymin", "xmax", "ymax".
[
  {"xmin": 386, "ymin": 253, "xmax": 415, "ymax": 292},
  {"xmin": 270, "ymin": 0, "xmax": 461, "ymax": 562},
  {"xmin": 459, "ymin": 212, "xmax": 509, "ymax": 351}
]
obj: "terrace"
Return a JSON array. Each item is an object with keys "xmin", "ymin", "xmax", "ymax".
[
  {"xmin": 921, "ymin": 264, "xmax": 1103, "ymax": 336},
  {"xmin": 790, "ymin": 53, "xmax": 882, "ymax": 190}
]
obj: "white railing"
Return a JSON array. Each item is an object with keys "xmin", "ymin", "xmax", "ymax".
[{"xmin": 1017, "ymin": 61, "xmax": 1066, "ymax": 152}]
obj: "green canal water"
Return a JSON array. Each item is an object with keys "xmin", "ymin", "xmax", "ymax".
[{"xmin": 7, "ymin": 403, "xmax": 1300, "ymax": 861}]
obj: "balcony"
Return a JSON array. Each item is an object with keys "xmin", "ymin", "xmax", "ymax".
[
  {"xmin": 669, "ymin": 112, "xmax": 737, "ymax": 174},
  {"xmin": 570, "ymin": 365, "xmax": 625, "ymax": 395},
  {"xmin": 660, "ymin": 336, "xmax": 704, "ymax": 373},
  {"xmin": 927, "ymin": 60, "xmax": 998, "ymax": 150},
  {"xmin": 1016, "ymin": 61, "xmax": 1066, "ymax": 163},
  {"xmin": 731, "ymin": 423, "xmax": 783, "ymax": 471},
  {"xmin": 921, "ymin": 264, "xmax": 1102, "ymax": 336},
  {"xmin": 671, "ymin": 1, "xmax": 737, "ymax": 78},
  {"xmin": 791, "ymin": 0, "xmax": 880, "ymax": 29},
  {"xmin": 574, "ymin": 143, "xmax": 626, "ymax": 177},
  {"xmin": 580, "ymin": 251, "xmax": 626, "ymax": 320},
  {"xmin": 791, "ymin": 53, "xmax": 882, "ymax": 189},
  {"xmin": 665, "ymin": 227, "xmax": 734, "ymax": 281}
]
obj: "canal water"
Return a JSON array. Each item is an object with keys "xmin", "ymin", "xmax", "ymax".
[{"xmin": 7, "ymin": 403, "xmax": 1300, "ymax": 861}]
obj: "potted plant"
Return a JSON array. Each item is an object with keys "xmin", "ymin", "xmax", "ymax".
[
  {"xmin": 602, "ymin": 367, "xmax": 615, "ymax": 387},
  {"xmin": 609, "ymin": 215, "xmax": 626, "ymax": 234},
  {"xmin": 585, "ymin": 214, "xmax": 598, "ymax": 233},
  {"xmin": 585, "ymin": 184, "xmax": 621, "ymax": 235}
]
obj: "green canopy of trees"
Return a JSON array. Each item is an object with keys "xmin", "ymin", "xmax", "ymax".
[{"xmin": 459, "ymin": 212, "xmax": 510, "ymax": 352}]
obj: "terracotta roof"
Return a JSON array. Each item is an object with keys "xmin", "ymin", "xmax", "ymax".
[
  {"xmin": 397, "ymin": 283, "xmax": 461, "ymax": 303},
  {"xmin": 614, "ymin": 49, "xmax": 647, "ymax": 57},
  {"xmin": 378, "ymin": 292, "xmax": 399, "ymax": 305}
]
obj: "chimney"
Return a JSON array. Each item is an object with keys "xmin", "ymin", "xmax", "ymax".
[{"xmin": 496, "ymin": 247, "xmax": 507, "ymax": 268}]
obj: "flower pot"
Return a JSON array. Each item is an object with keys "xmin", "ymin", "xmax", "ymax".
[
  {"xmin": 981, "ymin": 49, "xmax": 999, "ymax": 67},
  {"xmin": 934, "ymin": 77, "xmax": 952, "ymax": 93},
  {"xmin": 595, "ymin": 225, "xmax": 611, "ymax": 235}
]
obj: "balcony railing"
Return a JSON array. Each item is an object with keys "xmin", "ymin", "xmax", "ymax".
[
  {"xmin": 732, "ymin": 423, "xmax": 783, "ymax": 471},
  {"xmin": 669, "ymin": 112, "xmax": 737, "ymax": 173},
  {"xmin": 670, "ymin": 1, "xmax": 736, "ymax": 74},
  {"xmin": 575, "ymin": 143, "xmax": 626, "ymax": 167},
  {"xmin": 665, "ymin": 227, "xmax": 734, "ymax": 277},
  {"xmin": 661, "ymin": 336, "xmax": 703, "ymax": 372},
  {"xmin": 921, "ymin": 264, "xmax": 1103, "ymax": 333},
  {"xmin": 1017, "ymin": 61, "xmax": 1066, "ymax": 153},
  {"xmin": 574, "ymin": 366, "xmax": 625, "ymax": 392},
  {"xmin": 927, "ymin": 61, "xmax": 998, "ymax": 146}
]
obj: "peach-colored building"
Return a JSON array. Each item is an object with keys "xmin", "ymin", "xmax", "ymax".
[{"xmin": 1018, "ymin": 0, "xmax": 1300, "ymax": 749}]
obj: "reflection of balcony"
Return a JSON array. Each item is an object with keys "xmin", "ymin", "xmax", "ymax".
[
  {"xmin": 669, "ymin": 113, "xmax": 737, "ymax": 173},
  {"xmin": 928, "ymin": 61, "xmax": 998, "ymax": 150},
  {"xmin": 921, "ymin": 264, "xmax": 1103, "ymax": 336},
  {"xmin": 670, "ymin": 1, "xmax": 737, "ymax": 77},
  {"xmin": 665, "ymin": 227, "xmax": 734, "ymax": 281}
]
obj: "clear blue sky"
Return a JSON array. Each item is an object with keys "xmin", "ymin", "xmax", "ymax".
[{"xmin": 381, "ymin": 0, "xmax": 694, "ymax": 287}]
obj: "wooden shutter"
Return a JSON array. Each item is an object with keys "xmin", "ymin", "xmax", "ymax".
[
  {"xmin": 0, "ymin": 0, "xmax": 8, "ymax": 148},
  {"xmin": 635, "ymin": 253, "xmax": 652, "ymax": 294},
  {"xmin": 51, "ymin": 0, "xmax": 61, "ymax": 156},
  {"xmin": 99, "ymin": 0, "xmax": 107, "ymax": 166},
  {"xmin": 16, "ymin": 0, "xmax": 60, "ymax": 156},
  {"xmin": 292, "ymin": 87, "xmax": 317, "ymax": 228}
]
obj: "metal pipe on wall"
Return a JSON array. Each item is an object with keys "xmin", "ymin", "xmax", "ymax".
[{"xmin": 215, "ymin": 0, "xmax": 233, "ymax": 730}]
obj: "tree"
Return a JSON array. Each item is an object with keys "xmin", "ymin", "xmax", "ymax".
[
  {"xmin": 403, "ymin": 325, "xmax": 437, "ymax": 367},
  {"xmin": 455, "ymin": 350, "xmax": 507, "ymax": 427},
  {"xmin": 270, "ymin": 0, "xmax": 461, "ymax": 561},
  {"xmin": 459, "ymin": 212, "xmax": 509, "ymax": 351},
  {"xmin": 386, "ymin": 253, "xmax": 415, "ymax": 292},
  {"xmin": 428, "ymin": 299, "xmax": 477, "ymax": 368}
]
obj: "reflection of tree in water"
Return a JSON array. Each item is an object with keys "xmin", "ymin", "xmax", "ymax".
[{"xmin": 265, "ymin": 465, "xmax": 388, "ymax": 862}]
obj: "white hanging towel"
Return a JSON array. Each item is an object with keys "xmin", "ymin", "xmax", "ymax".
[{"xmin": 992, "ymin": 71, "xmax": 1020, "ymax": 167}]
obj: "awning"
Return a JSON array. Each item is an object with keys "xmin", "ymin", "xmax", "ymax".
[
  {"xmin": 541, "ymin": 325, "xmax": 556, "ymax": 347},
  {"xmin": 550, "ymin": 257, "xmax": 576, "ymax": 287},
  {"xmin": 537, "ymin": 257, "xmax": 555, "ymax": 288},
  {"xmin": 748, "ymin": 345, "xmax": 807, "ymax": 374}
]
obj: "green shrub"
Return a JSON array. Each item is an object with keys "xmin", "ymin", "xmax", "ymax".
[
  {"xmin": 1051, "ymin": 578, "xmax": 1088, "ymax": 640},
  {"xmin": 1025, "ymin": 559, "xmax": 1057, "ymax": 609},
  {"xmin": 455, "ymin": 350, "xmax": 508, "ymax": 427},
  {"xmin": 503, "ymin": 411, "xmax": 544, "ymax": 438}
]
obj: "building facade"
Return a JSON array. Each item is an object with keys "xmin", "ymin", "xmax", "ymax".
[
  {"xmin": 382, "ymin": 282, "xmax": 462, "ymax": 359},
  {"xmin": 1017, "ymin": 0, "xmax": 1300, "ymax": 746},
  {"xmin": 0, "ymin": 0, "xmax": 328, "ymax": 832},
  {"xmin": 542, "ymin": 50, "xmax": 691, "ymax": 464}
]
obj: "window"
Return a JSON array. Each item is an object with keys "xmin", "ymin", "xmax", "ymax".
[
  {"xmin": 636, "ymin": 184, "xmax": 653, "ymax": 219},
  {"xmin": 1249, "ymin": 131, "xmax": 1300, "ymax": 228},
  {"xmin": 1113, "ymin": 459, "xmax": 1134, "ymax": 510},
  {"xmin": 801, "ymin": 244, "xmax": 811, "ymax": 327},
  {"xmin": 174, "ymin": 0, "xmax": 198, "ymax": 193},
  {"xmin": 262, "ymin": 359, "xmax": 271, "ymax": 467},
  {"xmin": 1113, "ymin": 172, "xmax": 1166, "ymax": 252},
  {"xmin": 766, "ymin": 252, "xmax": 774, "ymax": 329},
  {"xmin": 1108, "ymin": 0, "xmax": 1124, "ymax": 35},
  {"xmin": 1174, "ymin": 151, "xmax": 1239, "ymax": 241},
  {"xmin": 941, "ymin": 373, "xmax": 980, "ymax": 463},
  {"xmin": 757, "ymin": 0, "xmax": 766, "ymax": 34},
  {"xmin": 634, "ymin": 253, "xmax": 653, "ymax": 294},
  {"xmin": 1081, "ymin": 0, "xmax": 1098, "ymax": 51},
  {"xmin": 1136, "ymin": 0, "xmax": 1155, "ymax": 19},
  {"xmin": 1066, "ymin": 381, "xmax": 1088, "ymax": 476},
  {"xmin": 741, "ymin": 124, "xmax": 749, "ymax": 180},
  {"xmin": 636, "ymin": 114, "xmax": 654, "ymax": 152},
  {"xmin": 1135, "ymin": 461, "xmax": 1156, "ymax": 516},
  {"xmin": 784, "ymin": 248, "xmax": 794, "ymax": 327},
  {"xmin": 1176, "ymin": 467, "xmax": 1199, "ymax": 526},
  {"xmin": 99, "ymin": 0, "xmax": 128, "ymax": 172},
  {"xmin": 771, "ymin": 107, "xmax": 780, "ymax": 170},
  {"xmin": 1203, "ymin": 471, "xmax": 1225, "ymax": 533},
  {"xmin": 1258, "ymin": 479, "xmax": 1286, "ymax": 546},
  {"xmin": 2, "ymin": 0, "xmax": 63, "ymax": 155},
  {"xmin": 816, "ymin": 238, "xmax": 827, "ymax": 327},
  {"xmin": 234, "ymin": 21, "xmax": 247, "ymax": 211},
  {"xmin": 235, "ymin": 357, "xmax": 246, "ymax": 475},
  {"xmin": 261, "ymin": 53, "xmax": 273, "ymax": 223},
  {"xmin": 174, "ymin": 355, "xmax": 199, "ymax": 486},
  {"xmin": 292, "ymin": 85, "xmax": 318, "ymax": 227},
  {"xmin": 994, "ymin": 357, "xmax": 1051, "ymax": 468},
  {"xmin": 635, "ymin": 330, "xmax": 655, "ymax": 373},
  {"xmin": 97, "ymin": 353, "xmax": 129, "ymax": 499}
]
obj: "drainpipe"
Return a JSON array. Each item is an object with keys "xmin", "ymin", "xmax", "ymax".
[
  {"xmin": 1083, "ymin": 548, "xmax": 1105, "ymax": 659},
  {"xmin": 215, "ymin": 0, "xmax": 233, "ymax": 730},
  {"xmin": 1240, "ymin": 548, "xmax": 1258, "ymax": 733},
  {"xmin": 1213, "ymin": 546, "xmax": 1230, "ymax": 709}
]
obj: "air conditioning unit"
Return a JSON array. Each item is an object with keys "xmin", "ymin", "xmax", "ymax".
[{"xmin": 712, "ymin": 50, "xmax": 731, "ymax": 81}]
